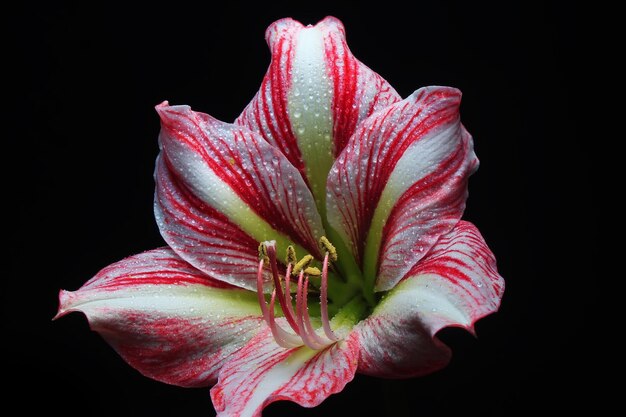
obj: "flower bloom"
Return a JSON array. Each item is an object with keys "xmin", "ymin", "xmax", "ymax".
[{"xmin": 57, "ymin": 16, "xmax": 504, "ymax": 417}]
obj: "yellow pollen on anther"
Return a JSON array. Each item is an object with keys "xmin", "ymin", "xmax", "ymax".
[
  {"xmin": 304, "ymin": 266, "xmax": 321, "ymax": 276},
  {"xmin": 292, "ymin": 254, "xmax": 314, "ymax": 275},
  {"xmin": 319, "ymin": 236, "xmax": 338, "ymax": 261},
  {"xmin": 258, "ymin": 242, "xmax": 269, "ymax": 264},
  {"xmin": 285, "ymin": 245, "xmax": 298, "ymax": 265}
]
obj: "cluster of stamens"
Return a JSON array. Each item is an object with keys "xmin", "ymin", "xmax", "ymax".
[{"xmin": 257, "ymin": 237, "xmax": 339, "ymax": 350}]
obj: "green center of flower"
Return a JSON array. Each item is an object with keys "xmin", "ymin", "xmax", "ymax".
[{"xmin": 256, "ymin": 237, "xmax": 368, "ymax": 350}]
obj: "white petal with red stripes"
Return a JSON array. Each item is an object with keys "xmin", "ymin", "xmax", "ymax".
[{"xmin": 57, "ymin": 248, "xmax": 263, "ymax": 387}]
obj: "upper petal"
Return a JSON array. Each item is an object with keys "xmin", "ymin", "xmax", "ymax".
[
  {"xmin": 326, "ymin": 86, "xmax": 478, "ymax": 291},
  {"xmin": 57, "ymin": 248, "xmax": 263, "ymax": 387},
  {"xmin": 210, "ymin": 324, "xmax": 359, "ymax": 417},
  {"xmin": 353, "ymin": 221, "xmax": 504, "ymax": 378},
  {"xmin": 236, "ymin": 16, "xmax": 401, "ymax": 213},
  {"xmin": 156, "ymin": 102, "xmax": 324, "ymax": 288}
]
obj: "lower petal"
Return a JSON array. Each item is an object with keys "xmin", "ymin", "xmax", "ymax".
[
  {"xmin": 57, "ymin": 248, "xmax": 263, "ymax": 387},
  {"xmin": 355, "ymin": 309, "xmax": 452, "ymax": 378},
  {"xmin": 210, "ymin": 323, "xmax": 359, "ymax": 417},
  {"xmin": 354, "ymin": 221, "xmax": 504, "ymax": 378}
]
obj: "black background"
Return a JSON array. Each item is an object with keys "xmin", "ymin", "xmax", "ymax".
[{"xmin": 7, "ymin": 1, "xmax": 585, "ymax": 416}]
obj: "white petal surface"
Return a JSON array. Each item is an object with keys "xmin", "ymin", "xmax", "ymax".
[{"xmin": 57, "ymin": 248, "xmax": 263, "ymax": 387}]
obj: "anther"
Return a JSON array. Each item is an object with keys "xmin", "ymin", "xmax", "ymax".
[
  {"xmin": 258, "ymin": 242, "xmax": 269, "ymax": 264},
  {"xmin": 319, "ymin": 236, "xmax": 338, "ymax": 261},
  {"xmin": 304, "ymin": 266, "xmax": 321, "ymax": 276},
  {"xmin": 292, "ymin": 254, "xmax": 314, "ymax": 276},
  {"xmin": 285, "ymin": 245, "xmax": 298, "ymax": 265}
]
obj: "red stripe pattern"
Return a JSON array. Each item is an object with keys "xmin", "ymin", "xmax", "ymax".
[
  {"xmin": 236, "ymin": 19, "xmax": 304, "ymax": 176},
  {"xmin": 57, "ymin": 248, "xmax": 263, "ymax": 387},
  {"xmin": 210, "ymin": 325, "xmax": 359, "ymax": 417},
  {"xmin": 320, "ymin": 17, "xmax": 401, "ymax": 157},
  {"xmin": 376, "ymin": 124, "xmax": 476, "ymax": 291},
  {"xmin": 403, "ymin": 220, "xmax": 504, "ymax": 316},
  {"xmin": 355, "ymin": 221, "xmax": 504, "ymax": 377},
  {"xmin": 156, "ymin": 103, "xmax": 324, "ymax": 257},
  {"xmin": 236, "ymin": 17, "xmax": 400, "ymax": 182},
  {"xmin": 155, "ymin": 156, "xmax": 264, "ymax": 291},
  {"xmin": 326, "ymin": 86, "xmax": 478, "ymax": 290}
]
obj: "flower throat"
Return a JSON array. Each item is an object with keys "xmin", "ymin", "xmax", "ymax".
[{"xmin": 256, "ymin": 237, "xmax": 366, "ymax": 350}]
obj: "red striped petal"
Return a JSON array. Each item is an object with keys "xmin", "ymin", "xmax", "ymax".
[
  {"xmin": 236, "ymin": 17, "xmax": 400, "ymax": 208},
  {"xmin": 57, "ymin": 248, "xmax": 263, "ymax": 387},
  {"xmin": 155, "ymin": 156, "xmax": 266, "ymax": 291},
  {"xmin": 326, "ymin": 86, "xmax": 478, "ymax": 291},
  {"xmin": 210, "ymin": 324, "xmax": 359, "ymax": 417},
  {"xmin": 156, "ymin": 102, "xmax": 324, "ymax": 264},
  {"xmin": 353, "ymin": 221, "xmax": 504, "ymax": 378}
]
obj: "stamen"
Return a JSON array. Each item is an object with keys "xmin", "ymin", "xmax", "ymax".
[
  {"xmin": 296, "ymin": 271, "xmax": 329, "ymax": 350},
  {"xmin": 268, "ymin": 289, "xmax": 302, "ymax": 348},
  {"xmin": 258, "ymin": 258, "xmax": 300, "ymax": 348},
  {"xmin": 266, "ymin": 243, "xmax": 300, "ymax": 333},
  {"xmin": 281, "ymin": 263, "xmax": 298, "ymax": 327},
  {"xmin": 320, "ymin": 252, "xmax": 340, "ymax": 341},
  {"xmin": 256, "ymin": 239, "xmax": 343, "ymax": 351},
  {"xmin": 256, "ymin": 259, "xmax": 270, "ymax": 323}
]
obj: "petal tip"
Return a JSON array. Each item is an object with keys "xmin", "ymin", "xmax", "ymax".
[
  {"xmin": 155, "ymin": 101, "xmax": 192, "ymax": 122},
  {"xmin": 155, "ymin": 100, "xmax": 170, "ymax": 109},
  {"xmin": 316, "ymin": 16, "xmax": 346, "ymax": 35},
  {"xmin": 53, "ymin": 289, "xmax": 75, "ymax": 320},
  {"xmin": 264, "ymin": 16, "xmax": 346, "ymax": 50},
  {"xmin": 265, "ymin": 17, "xmax": 303, "ymax": 48},
  {"xmin": 410, "ymin": 86, "xmax": 463, "ymax": 104}
]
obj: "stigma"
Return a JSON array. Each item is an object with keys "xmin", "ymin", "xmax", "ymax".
[{"xmin": 256, "ymin": 238, "xmax": 340, "ymax": 350}]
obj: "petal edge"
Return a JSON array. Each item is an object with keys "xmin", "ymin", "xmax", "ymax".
[{"xmin": 354, "ymin": 221, "xmax": 504, "ymax": 378}]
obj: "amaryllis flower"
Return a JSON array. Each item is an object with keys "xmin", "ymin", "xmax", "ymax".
[{"xmin": 57, "ymin": 16, "xmax": 504, "ymax": 417}]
